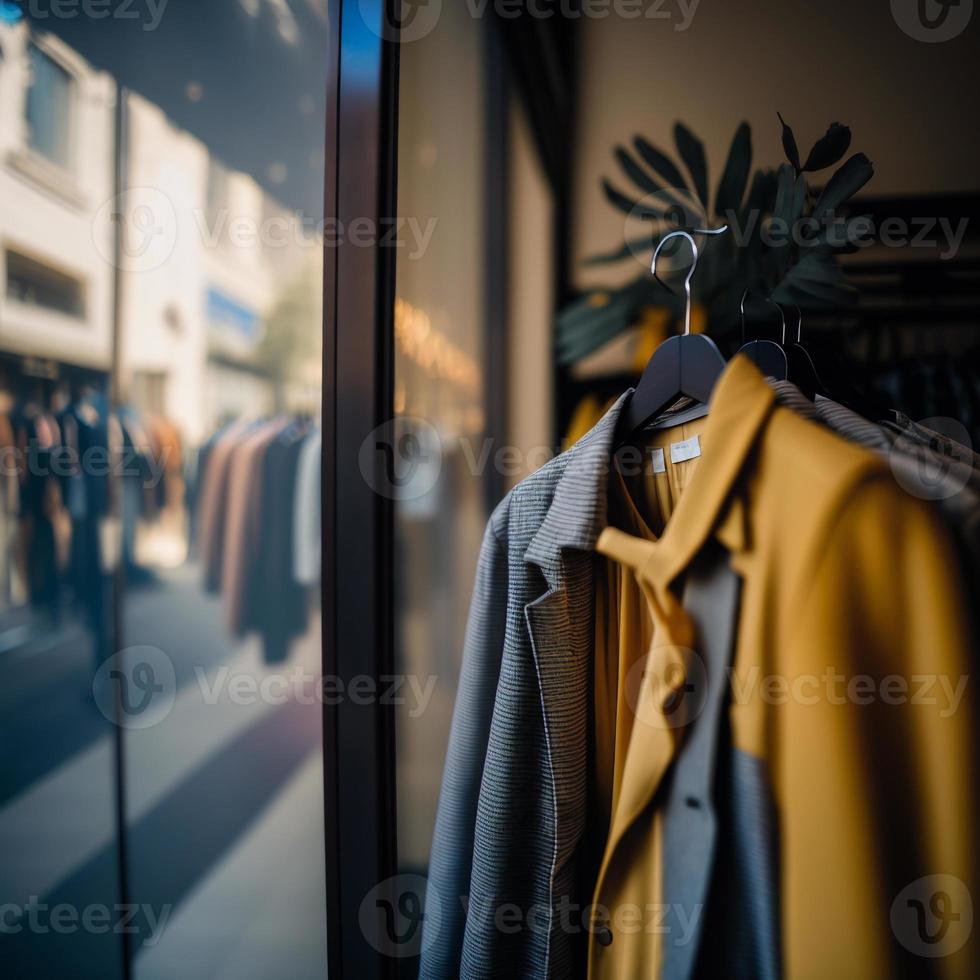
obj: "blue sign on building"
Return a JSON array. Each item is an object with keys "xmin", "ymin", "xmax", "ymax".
[{"xmin": 206, "ymin": 287, "xmax": 259, "ymax": 343}]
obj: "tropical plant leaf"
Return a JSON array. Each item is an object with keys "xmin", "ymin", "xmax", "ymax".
[
  {"xmin": 556, "ymin": 276, "xmax": 653, "ymax": 332},
  {"xmin": 769, "ymin": 165, "xmax": 805, "ymax": 273},
  {"xmin": 773, "ymin": 251, "xmax": 857, "ymax": 308},
  {"xmin": 556, "ymin": 277, "xmax": 660, "ymax": 363},
  {"xmin": 714, "ymin": 121, "xmax": 752, "ymax": 219},
  {"xmin": 736, "ymin": 168, "xmax": 777, "ymax": 284},
  {"xmin": 773, "ymin": 274, "xmax": 858, "ymax": 308},
  {"xmin": 614, "ymin": 146, "xmax": 661, "ymax": 196},
  {"xmin": 809, "ymin": 213, "xmax": 874, "ymax": 251},
  {"xmin": 583, "ymin": 236, "xmax": 659, "ymax": 265},
  {"xmin": 812, "ymin": 153, "xmax": 874, "ymax": 221},
  {"xmin": 601, "ymin": 178, "xmax": 665, "ymax": 219},
  {"xmin": 790, "ymin": 251, "xmax": 849, "ymax": 284},
  {"xmin": 738, "ymin": 168, "xmax": 776, "ymax": 229},
  {"xmin": 565, "ymin": 119, "xmax": 870, "ymax": 365},
  {"xmin": 557, "ymin": 304, "xmax": 624, "ymax": 348},
  {"xmin": 790, "ymin": 172, "xmax": 807, "ymax": 224},
  {"xmin": 673, "ymin": 122, "xmax": 709, "ymax": 208},
  {"xmin": 771, "ymin": 164, "xmax": 793, "ymax": 221},
  {"xmin": 615, "ymin": 147, "xmax": 694, "ymax": 214},
  {"xmin": 777, "ymin": 112, "xmax": 801, "ymax": 173},
  {"xmin": 633, "ymin": 136, "xmax": 688, "ymax": 190},
  {"xmin": 802, "ymin": 121, "xmax": 851, "ymax": 172}
]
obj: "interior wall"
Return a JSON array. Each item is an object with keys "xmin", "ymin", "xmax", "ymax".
[
  {"xmin": 507, "ymin": 93, "xmax": 555, "ymax": 485},
  {"xmin": 572, "ymin": 0, "xmax": 980, "ymax": 291}
]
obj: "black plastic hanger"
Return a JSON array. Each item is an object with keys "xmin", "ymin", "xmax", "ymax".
[
  {"xmin": 737, "ymin": 289, "xmax": 788, "ymax": 380},
  {"xmin": 614, "ymin": 227, "xmax": 728, "ymax": 448},
  {"xmin": 781, "ymin": 305, "xmax": 826, "ymax": 400}
]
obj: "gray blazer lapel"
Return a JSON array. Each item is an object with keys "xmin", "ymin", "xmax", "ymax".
[
  {"xmin": 523, "ymin": 393, "xmax": 629, "ymax": 882},
  {"xmin": 523, "ymin": 550, "xmax": 592, "ymax": 882}
]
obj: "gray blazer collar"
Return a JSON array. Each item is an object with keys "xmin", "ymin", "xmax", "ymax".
[{"xmin": 524, "ymin": 391, "xmax": 631, "ymax": 588}]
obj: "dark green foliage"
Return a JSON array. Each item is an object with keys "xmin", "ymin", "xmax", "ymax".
[{"xmin": 557, "ymin": 115, "xmax": 874, "ymax": 364}]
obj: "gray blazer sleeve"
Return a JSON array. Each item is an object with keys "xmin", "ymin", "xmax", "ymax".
[{"xmin": 420, "ymin": 507, "xmax": 510, "ymax": 977}]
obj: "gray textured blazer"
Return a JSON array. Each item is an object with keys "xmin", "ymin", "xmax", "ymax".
[
  {"xmin": 419, "ymin": 391, "xmax": 779, "ymax": 980},
  {"xmin": 420, "ymin": 395, "xmax": 629, "ymax": 979}
]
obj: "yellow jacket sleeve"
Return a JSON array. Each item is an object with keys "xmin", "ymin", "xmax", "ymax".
[{"xmin": 780, "ymin": 474, "xmax": 977, "ymax": 979}]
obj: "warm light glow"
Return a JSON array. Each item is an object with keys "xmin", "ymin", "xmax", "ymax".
[{"xmin": 394, "ymin": 297, "xmax": 482, "ymax": 394}]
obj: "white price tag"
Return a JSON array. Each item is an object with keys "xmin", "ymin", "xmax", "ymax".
[{"xmin": 670, "ymin": 434, "xmax": 702, "ymax": 464}]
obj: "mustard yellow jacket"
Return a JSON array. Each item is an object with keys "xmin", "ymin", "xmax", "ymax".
[{"xmin": 422, "ymin": 355, "xmax": 977, "ymax": 979}]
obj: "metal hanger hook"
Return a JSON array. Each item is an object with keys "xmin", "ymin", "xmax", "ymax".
[
  {"xmin": 769, "ymin": 299, "xmax": 787, "ymax": 345},
  {"xmin": 791, "ymin": 305, "xmax": 803, "ymax": 344},
  {"xmin": 652, "ymin": 224, "xmax": 728, "ymax": 336},
  {"xmin": 739, "ymin": 288, "xmax": 786, "ymax": 345}
]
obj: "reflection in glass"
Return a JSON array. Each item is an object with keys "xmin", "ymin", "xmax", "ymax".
[
  {"xmin": 0, "ymin": 5, "xmax": 328, "ymax": 977},
  {"xmin": 394, "ymin": 0, "xmax": 488, "ymax": 933},
  {"xmin": 26, "ymin": 41, "xmax": 73, "ymax": 170},
  {"xmin": 0, "ymin": 16, "xmax": 122, "ymax": 977}
]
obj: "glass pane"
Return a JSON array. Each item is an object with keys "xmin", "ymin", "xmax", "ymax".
[
  {"xmin": 112, "ymin": 17, "xmax": 327, "ymax": 980},
  {"xmin": 0, "ymin": 15, "xmax": 122, "ymax": 980},
  {"xmin": 26, "ymin": 41, "xmax": 73, "ymax": 169},
  {"xmin": 119, "ymin": 78, "xmax": 327, "ymax": 978},
  {"xmin": 0, "ymin": 4, "xmax": 329, "ymax": 978},
  {"xmin": 393, "ymin": 2, "xmax": 488, "ymax": 968}
]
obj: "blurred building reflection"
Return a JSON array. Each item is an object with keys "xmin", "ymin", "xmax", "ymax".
[
  {"xmin": 393, "ymin": 0, "xmax": 489, "ymax": 896},
  {"xmin": 0, "ymin": 8, "xmax": 327, "ymax": 979}
]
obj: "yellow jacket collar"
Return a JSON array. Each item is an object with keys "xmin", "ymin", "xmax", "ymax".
[
  {"xmin": 599, "ymin": 354, "xmax": 774, "ymax": 586},
  {"xmin": 525, "ymin": 354, "xmax": 773, "ymax": 588}
]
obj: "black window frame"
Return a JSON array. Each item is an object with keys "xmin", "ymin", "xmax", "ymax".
[{"xmin": 321, "ymin": 3, "xmax": 576, "ymax": 976}]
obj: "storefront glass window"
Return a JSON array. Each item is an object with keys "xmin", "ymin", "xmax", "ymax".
[
  {"xmin": 0, "ymin": 4, "xmax": 329, "ymax": 977},
  {"xmin": 393, "ymin": 0, "xmax": 488, "ymax": 905}
]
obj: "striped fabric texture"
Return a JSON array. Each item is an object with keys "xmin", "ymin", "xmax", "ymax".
[
  {"xmin": 422, "ymin": 375, "xmax": 980, "ymax": 979},
  {"xmin": 421, "ymin": 391, "xmax": 775, "ymax": 979},
  {"xmin": 769, "ymin": 379, "xmax": 980, "ymax": 586},
  {"xmin": 421, "ymin": 394, "xmax": 630, "ymax": 979}
]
